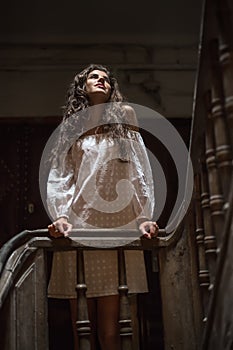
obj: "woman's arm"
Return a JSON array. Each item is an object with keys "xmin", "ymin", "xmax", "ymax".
[
  {"xmin": 47, "ymin": 146, "xmax": 77, "ymax": 238},
  {"xmin": 124, "ymin": 105, "xmax": 159, "ymax": 239}
]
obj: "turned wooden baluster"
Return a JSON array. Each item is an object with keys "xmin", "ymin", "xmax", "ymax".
[
  {"xmin": 217, "ymin": 0, "xmax": 233, "ymax": 48},
  {"xmin": 209, "ymin": 40, "xmax": 232, "ymax": 202},
  {"xmin": 204, "ymin": 94, "xmax": 225, "ymax": 247},
  {"xmin": 76, "ymin": 249, "xmax": 91, "ymax": 350},
  {"xmin": 194, "ymin": 173, "xmax": 210, "ymax": 317},
  {"xmin": 200, "ymin": 160, "xmax": 217, "ymax": 282},
  {"xmin": 219, "ymin": 44, "xmax": 233, "ymax": 147},
  {"xmin": 218, "ymin": 0, "xmax": 233, "ymax": 146},
  {"xmin": 118, "ymin": 248, "xmax": 133, "ymax": 350}
]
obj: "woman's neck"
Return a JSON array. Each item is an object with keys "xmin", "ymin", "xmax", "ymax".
[{"xmin": 86, "ymin": 103, "xmax": 105, "ymax": 129}]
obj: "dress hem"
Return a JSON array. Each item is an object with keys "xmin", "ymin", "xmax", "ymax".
[{"xmin": 48, "ymin": 289, "xmax": 148, "ymax": 299}]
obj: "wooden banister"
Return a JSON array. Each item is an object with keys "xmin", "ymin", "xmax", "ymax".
[
  {"xmin": 0, "ymin": 228, "xmax": 167, "ymax": 350},
  {"xmin": 189, "ymin": 0, "xmax": 233, "ymax": 348}
]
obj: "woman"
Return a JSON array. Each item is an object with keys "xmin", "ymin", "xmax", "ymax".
[{"xmin": 47, "ymin": 64, "xmax": 159, "ymax": 350}]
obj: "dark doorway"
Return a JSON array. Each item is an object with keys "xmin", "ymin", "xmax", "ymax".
[{"xmin": 0, "ymin": 117, "xmax": 59, "ymax": 246}]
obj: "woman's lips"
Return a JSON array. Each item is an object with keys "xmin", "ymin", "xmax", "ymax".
[{"xmin": 95, "ymin": 84, "xmax": 105, "ymax": 89}]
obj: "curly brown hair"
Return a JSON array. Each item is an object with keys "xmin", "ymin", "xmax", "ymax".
[
  {"xmin": 59, "ymin": 64, "xmax": 133, "ymax": 141},
  {"xmin": 63, "ymin": 64, "xmax": 124, "ymax": 119},
  {"xmin": 46, "ymin": 64, "xmax": 138, "ymax": 174}
]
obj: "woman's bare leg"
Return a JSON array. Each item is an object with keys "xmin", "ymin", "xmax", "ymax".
[{"xmin": 97, "ymin": 295, "xmax": 120, "ymax": 350}]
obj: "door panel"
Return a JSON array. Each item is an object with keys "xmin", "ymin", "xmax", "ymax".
[{"xmin": 0, "ymin": 117, "xmax": 60, "ymax": 246}]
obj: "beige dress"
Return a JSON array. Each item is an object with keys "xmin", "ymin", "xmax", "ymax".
[{"xmin": 47, "ymin": 130, "xmax": 154, "ymax": 298}]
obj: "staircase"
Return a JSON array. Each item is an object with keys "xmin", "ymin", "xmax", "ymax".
[{"xmin": 190, "ymin": 0, "xmax": 233, "ymax": 348}]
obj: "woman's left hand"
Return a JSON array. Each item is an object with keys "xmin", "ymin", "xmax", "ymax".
[
  {"xmin": 139, "ymin": 221, "xmax": 159, "ymax": 239},
  {"xmin": 48, "ymin": 217, "xmax": 72, "ymax": 238}
]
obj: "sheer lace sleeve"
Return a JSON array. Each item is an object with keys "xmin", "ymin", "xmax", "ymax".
[
  {"xmin": 46, "ymin": 142, "xmax": 82, "ymax": 221},
  {"xmin": 130, "ymin": 131, "xmax": 155, "ymax": 225}
]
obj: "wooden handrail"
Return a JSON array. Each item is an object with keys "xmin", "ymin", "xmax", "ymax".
[
  {"xmin": 0, "ymin": 227, "xmax": 167, "ymax": 350},
  {"xmin": 0, "ymin": 228, "xmax": 169, "ymax": 278},
  {"xmin": 0, "ymin": 229, "xmax": 49, "ymax": 276},
  {"xmin": 0, "ymin": 228, "xmax": 169, "ymax": 309}
]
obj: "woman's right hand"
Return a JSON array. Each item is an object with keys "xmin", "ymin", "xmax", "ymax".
[
  {"xmin": 139, "ymin": 221, "xmax": 159, "ymax": 239},
  {"xmin": 48, "ymin": 217, "xmax": 72, "ymax": 238}
]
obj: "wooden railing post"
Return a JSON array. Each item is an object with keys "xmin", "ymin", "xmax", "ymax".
[
  {"xmin": 200, "ymin": 161, "xmax": 217, "ymax": 282},
  {"xmin": 218, "ymin": 0, "xmax": 233, "ymax": 147},
  {"xmin": 204, "ymin": 95, "xmax": 225, "ymax": 247},
  {"xmin": 209, "ymin": 40, "xmax": 232, "ymax": 201},
  {"xmin": 194, "ymin": 174, "xmax": 210, "ymax": 317},
  {"xmin": 76, "ymin": 249, "xmax": 91, "ymax": 350},
  {"xmin": 118, "ymin": 248, "xmax": 133, "ymax": 350},
  {"xmin": 219, "ymin": 44, "xmax": 233, "ymax": 148}
]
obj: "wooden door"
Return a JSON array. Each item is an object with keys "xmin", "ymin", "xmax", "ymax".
[{"xmin": 0, "ymin": 117, "xmax": 59, "ymax": 246}]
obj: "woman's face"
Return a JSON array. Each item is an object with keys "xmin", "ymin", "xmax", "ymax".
[{"xmin": 85, "ymin": 70, "xmax": 112, "ymax": 104}]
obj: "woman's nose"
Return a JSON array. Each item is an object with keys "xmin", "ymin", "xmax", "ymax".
[{"xmin": 98, "ymin": 76, "xmax": 105, "ymax": 83}]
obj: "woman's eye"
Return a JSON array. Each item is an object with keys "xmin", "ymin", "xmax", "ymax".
[
  {"xmin": 90, "ymin": 74, "xmax": 98, "ymax": 79},
  {"xmin": 104, "ymin": 77, "xmax": 110, "ymax": 84},
  {"xmin": 88, "ymin": 74, "xmax": 110, "ymax": 84}
]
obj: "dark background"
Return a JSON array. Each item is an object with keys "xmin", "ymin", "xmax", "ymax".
[{"xmin": 0, "ymin": 1, "xmax": 202, "ymax": 349}]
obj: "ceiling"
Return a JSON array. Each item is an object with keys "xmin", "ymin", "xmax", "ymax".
[
  {"xmin": 0, "ymin": 0, "xmax": 204, "ymax": 119},
  {"xmin": 1, "ymin": 0, "xmax": 203, "ymax": 45}
]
